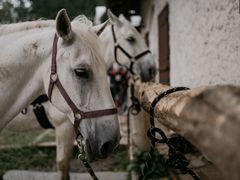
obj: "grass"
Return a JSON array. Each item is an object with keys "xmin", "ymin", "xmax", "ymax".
[
  {"xmin": 0, "ymin": 129, "xmax": 55, "ymax": 147},
  {"xmin": 0, "ymin": 129, "xmax": 57, "ymax": 177},
  {"xmin": 0, "ymin": 146, "xmax": 56, "ymax": 177},
  {"xmin": 111, "ymin": 148, "xmax": 129, "ymax": 171},
  {"xmin": 0, "ymin": 146, "xmax": 129, "ymax": 177},
  {"xmin": 0, "ymin": 129, "xmax": 129, "ymax": 178}
]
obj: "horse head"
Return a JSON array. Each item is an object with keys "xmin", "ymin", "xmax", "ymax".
[
  {"xmin": 44, "ymin": 9, "xmax": 120, "ymax": 160},
  {"xmin": 102, "ymin": 10, "xmax": 156, "ymax": 82}
]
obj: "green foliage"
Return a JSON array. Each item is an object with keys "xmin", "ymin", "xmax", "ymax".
[
  {"xmin": 29, "ymin": 0, "xmax": 97, "ymax": 20},
  {"xmin": 127, "ymin": 149, "xmax": 169, "ymax": 179},
  {"xmin": 111, "ymin": 148, "xmax": 129, "ymax": 171},
  {"xmin": 0, "ymin": 129, "xmax": 55, "ymax": 147},
  {"xmin": 0, "ymin": 1, "xmax": 15, "ymax": 23},
  {"xmin": 0, "ymin": 146, "xmax": 56, "ymax": 177},
  {"xmin": 0, "ymin": 0, "xmax": 102, "ymax": 23}
]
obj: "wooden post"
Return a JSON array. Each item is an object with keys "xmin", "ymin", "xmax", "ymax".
[
  {"xmin": 135, "ymin": 82, "xmax": 240, "ymax": 180},
  {"xmin": 129, "ymin": 110, "xmax": 150, "ymax": 180},
  {"xmin": 128, "ymin": 80, "xmax": 150, "ymax": 180}
]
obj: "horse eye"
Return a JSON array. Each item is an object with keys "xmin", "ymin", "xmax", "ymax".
[
  {"xmin": 126, "ymin": 36, "xmax": 135, "ymax": 43},
  {"xmin": 74, "ymin": 68, "xmax": 90, "ymax": 79}
]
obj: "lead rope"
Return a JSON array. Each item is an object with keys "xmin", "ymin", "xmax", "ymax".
[
  {"xmin": 139, "ymin": 87, "xmax": 200, "ymax": 180},
  {"xmin": 126, "ymin": 77, "xmax": 141, "ymax": 159},
  {"xmin": 76, "ymin": 134, "xmax": 99, "ymax": 180}
]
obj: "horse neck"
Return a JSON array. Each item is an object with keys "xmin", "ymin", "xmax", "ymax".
[
  {"xmin": 100, "ymin": 25, "xmax": 116, "ymax": 69},
  {"xmin": 0, "ymin": 23, "xmax": 54, "ymax": 128}
]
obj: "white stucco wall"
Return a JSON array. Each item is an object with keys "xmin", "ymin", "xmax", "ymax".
[{"xmin": 169, "ymin": 0, "xmax": 240, "ymax": 87}]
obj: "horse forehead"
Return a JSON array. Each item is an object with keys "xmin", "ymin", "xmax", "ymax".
[
  {"xmin": 74, "ymin": 30, "xmax": 101, "ymax": 53},
  {"xmin": 120, "ymin": 25, "xmax": 141, "ymax": 38}
]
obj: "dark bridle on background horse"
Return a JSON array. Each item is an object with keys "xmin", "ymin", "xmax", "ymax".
[
  {"xmin": 111, "ymin": 24, "xmax": 151, "ymax": 75},
  {"xmin": 48, "ymin": 33, "xmax": 118, "ymax": 180},
  {"xmin": 111, "ymin": 23, "xmax": 153, "ymax": 114}
]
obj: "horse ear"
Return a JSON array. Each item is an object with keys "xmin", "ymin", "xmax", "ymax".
[
  {"xmin": 56, "ymin": 9, "xmax": 73, "ymax": 41},
  {"xmin": 119, "ymin": 14, "xmax": 127, "ymax": 21},
  {"xmin": 93, "ymin": 19, "xmax": 110, "ymax": 36},
  {"xmin": 107, "ymin": 9, "xmax": 122, "ymax": 27}
]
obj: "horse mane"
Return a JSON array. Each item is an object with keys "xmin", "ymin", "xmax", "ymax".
[
  {"xmin": 73, "ymin": 15, "xmax": 93, "ymax": 27},
  {"xmin": 0, "ymin": 20, "xmax": 55, "ymax": 36}
]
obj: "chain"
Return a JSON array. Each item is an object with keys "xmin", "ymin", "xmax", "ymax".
[
  {"xmin": 76, "ymin": 135, "xmax": 99, "ymax": 180},
  {"xmin": 139, "ymin": 87, "xmax": 200, "ymax": 180}
]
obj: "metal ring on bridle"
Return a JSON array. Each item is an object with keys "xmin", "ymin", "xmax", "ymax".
[{"xmin": 50, "ymin": 73, "xmax": 58, "ymax": 82}]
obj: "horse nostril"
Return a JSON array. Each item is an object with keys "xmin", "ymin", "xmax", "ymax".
[{"xmin": 100, "ymin": 141, "xmax": 113, "ymax": 158}]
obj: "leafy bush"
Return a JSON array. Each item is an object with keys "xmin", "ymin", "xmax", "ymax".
[{"xmin": 127, "ymin": 149, "xmax": 169, "ymax": 179}]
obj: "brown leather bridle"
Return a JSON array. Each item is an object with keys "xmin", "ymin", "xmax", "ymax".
[{"xmin": 48, "ymin": 34, "xmax": 118, "ymax": 136}]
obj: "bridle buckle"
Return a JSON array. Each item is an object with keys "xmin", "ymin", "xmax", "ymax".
[{"xmin": 50, "ymin": 73, "xmax": 58, "ymax": 82}]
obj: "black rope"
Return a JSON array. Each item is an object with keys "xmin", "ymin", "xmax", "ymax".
[
  {"xmin": 80, "ymin": 158, "xmax": 99, "ymax": 180},
  {"xmin": 126, "ymin": 81, "xmax": 141, "ymax": 158},
  {"xmin": 139, "ymin": 87, "xmax": 200, "ymax": 180},
  {"xmin": 129, "ymin": 83, "xmax": 141, "ymax": 115}
]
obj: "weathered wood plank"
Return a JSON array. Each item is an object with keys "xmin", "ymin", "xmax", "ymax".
[{"xmin": 135, "ymin": 82, "xmax": 240, "ymax": 180}]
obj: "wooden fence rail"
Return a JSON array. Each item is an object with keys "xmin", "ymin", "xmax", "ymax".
[{"xmin": 134, "ymin": 82, "xmax": 240, "ymax": 180}]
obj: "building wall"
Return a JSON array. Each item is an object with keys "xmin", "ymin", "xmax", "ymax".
[
  {"xmin": 141, "ymin": 0, "xmax": 240, "ymax": 87},
  {"xmin": 169, "ymin": 0, "xmax": 240, "ymax": 87}
]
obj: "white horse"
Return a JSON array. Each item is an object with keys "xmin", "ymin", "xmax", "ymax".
[
  {"xmin": 101, "ymin": 10, "xmax": 156, "ymax": 82},
  {"xmin": 4, "ymin": 10, "xmax": 155, "ymax": 180},
  {"xmin": 0, "ymin": 8, "xmax": 120, "ymax": 179}
]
